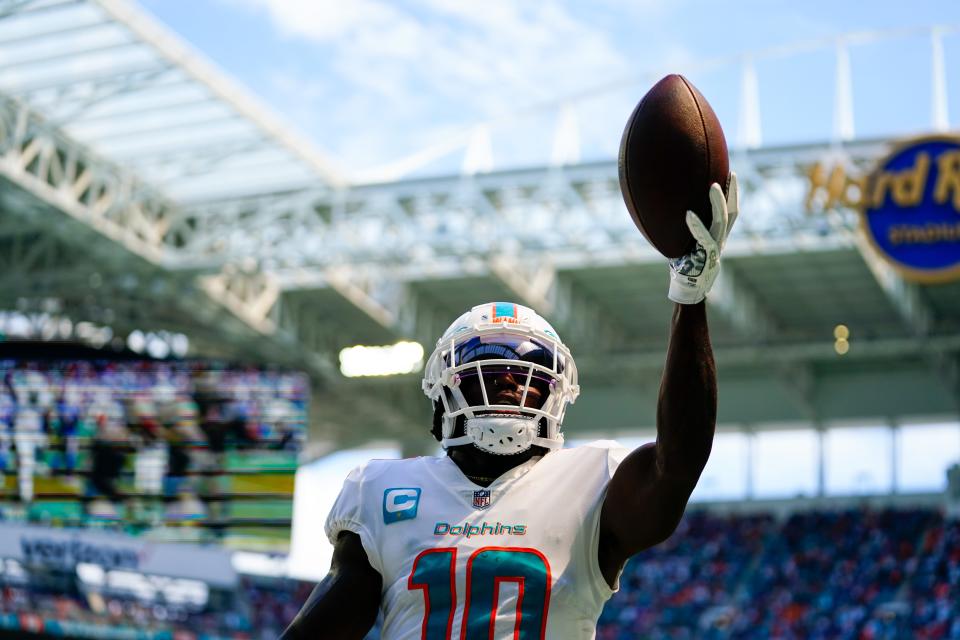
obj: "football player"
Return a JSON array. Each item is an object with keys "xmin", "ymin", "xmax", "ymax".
[{"xmin": 281, "ymin": 176, "xmax": 738, "ymax": 639}]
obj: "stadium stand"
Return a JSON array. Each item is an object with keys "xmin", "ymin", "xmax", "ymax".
[
  {"xmin": 0, "ymin": 349, "xmax": 308, "ymax": 545},
  {"xmin": 596, "ymin": 507, "xmax": 960, "ymax": 640},
  {"xmin": 0, "ymin": 505, "xmax": 956, "ymax": 640}
]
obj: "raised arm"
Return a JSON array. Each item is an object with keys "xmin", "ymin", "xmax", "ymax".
[
  {"xmin": 280, "ymin": 531, "xmax": 382, "ymax": 640},
  {"xmin": 598, "ymin": 176, "xmax": 738, "ymax": 586}
]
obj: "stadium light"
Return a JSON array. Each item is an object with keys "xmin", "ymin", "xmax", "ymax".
[
  {"xmin": 339, "ymin": 341, "xmax": 424, "ymax": 377},
  {"xmin": 834, "ymin": 324, "xmax": 850, "ymax": 355}
]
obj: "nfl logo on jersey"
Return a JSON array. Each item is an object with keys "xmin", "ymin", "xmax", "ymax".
[{"xmin": 473, "ymin": 489, "xmax": 491, "ymax": 510}]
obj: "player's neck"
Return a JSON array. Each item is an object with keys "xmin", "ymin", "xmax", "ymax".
[{"xmin": 447, "ymin": 446, "xmax": 540, "ymax": 487}]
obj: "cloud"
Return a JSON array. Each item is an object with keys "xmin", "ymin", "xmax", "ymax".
[
  {"xmin": 228, "ymin": 0, "xmax": 409, "ymax": 42},
  {"xmin": 224, "ymin": 0, "xmax": 640, "ymax": 174}
]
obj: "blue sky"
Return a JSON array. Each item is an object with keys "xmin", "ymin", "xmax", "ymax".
[{"xmin": 135, "ymin": 1, "xmax": 960, "ymax": 178}]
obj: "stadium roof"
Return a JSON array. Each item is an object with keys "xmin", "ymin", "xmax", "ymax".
[
  {"xmin": 0, "ymin": 3, "xmax": 958, "ymax": 450},
  {"xmin": 0, "ymin": 0, "xmax": 345, "ymax": 202}
]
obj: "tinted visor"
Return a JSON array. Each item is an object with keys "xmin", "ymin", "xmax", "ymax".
[
  {"xmin": 448, "ymin": 334, "xmax": 562, "ymax": 410},
  {"xmin": 451, "ymin": 334, "xmax": 562, "ymax": 371},
  {"xmin": 455, "ymin": 364, "xmax": 555, "ymax": 409}
]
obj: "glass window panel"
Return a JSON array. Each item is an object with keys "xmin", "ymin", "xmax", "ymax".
[
  {"xmin": 566, "ymin": 434, "xmax": 656, "ymax": 451},
  {"xmin": 824, "ymin": 426, "xmax": 893, "ymax": 495},
  {"xmin": 752, "ymin": 429, "xmax": 818, "ymax": 499},
  {"xmin": 897, "ymin": 422, "xmax": 960, "ymax": 492},
  {"xmin": 611, "ymin": 435, "xmax": 655, "ymax": 451},
  {"xmin": 691, "ymin": 432, "xmax": 749, "ymax": 502}
]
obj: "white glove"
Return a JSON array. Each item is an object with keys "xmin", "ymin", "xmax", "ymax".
[{"xmin": 667, "ymin": 172, "xmax": 739, "ymax": 305}]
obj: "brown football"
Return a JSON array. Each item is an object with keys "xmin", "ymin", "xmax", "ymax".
[{"xmin": 618, "ymin": 74, "xmax": 729, "ymax": 258}]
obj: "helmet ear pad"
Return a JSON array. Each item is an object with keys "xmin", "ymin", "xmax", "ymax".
[
  {"xmin": 431, "ymin": 400, "xmax": 443, "ymax": 442},
  {"xmin": 431, "ymin": 400, "xmax": 466, "ymax": 442}
]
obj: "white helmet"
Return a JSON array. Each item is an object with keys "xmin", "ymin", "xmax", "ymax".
[{"xmin": 422, "ymin": 302, "xmax": 580, "ymax": 455}]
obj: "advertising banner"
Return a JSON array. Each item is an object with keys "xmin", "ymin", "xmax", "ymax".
[
  {"xmin": 806, "ymin": 135, "xmax": 960, "ymax": 282},
  {"xmin": 0, "ymin": 524, "xmax": 237, "ymax": 588}
]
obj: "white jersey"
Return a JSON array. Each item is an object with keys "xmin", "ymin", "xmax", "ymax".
[{"xmin": 325, "ymin": 440, "xmax": 628, "ymax": 640}]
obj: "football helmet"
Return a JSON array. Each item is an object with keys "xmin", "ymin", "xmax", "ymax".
[{"xmin": 422, "ymin": 302, "xmax": 579, "ymax": 455}]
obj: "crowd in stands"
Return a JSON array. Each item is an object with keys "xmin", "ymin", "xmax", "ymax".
[
  {"xmin": 597, "ymin": 511, "xmax": 774, "ymax": 638},
  {"xmin": 243, "ymin": 577, "xmax": 315, "ymax": 640},
  {"xmin": 0, "ymin": 358, "xmax": 308, "ymax": 523},
  {"xmin": 595, "ymin": 506, "xmax": 958, "ymax": 640},
  {"xmin": 906, "ymin": 516, "xmax": 960, "ymax": 639},
  {"xmin": 0, "ymin": 505, "xmax": 955, "ymax": 639},
  {"xmin": 0, "ymin": 574, "xmax": 313, "ymax": 640}
]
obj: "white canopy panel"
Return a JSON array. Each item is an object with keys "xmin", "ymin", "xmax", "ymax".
[{"xmin": 0, "ymin": 0, "xmax": 345, "ymax": 202}]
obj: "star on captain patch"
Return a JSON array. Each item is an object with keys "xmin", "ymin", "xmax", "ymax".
[{"xmin": 472, "ymin": 489, "xmax": 491, "ymax": 510}]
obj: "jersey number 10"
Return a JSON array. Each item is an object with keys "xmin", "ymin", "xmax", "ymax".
[{"xmin": 408, "ymin": 546, "xmax": 551, "ymax": 640}]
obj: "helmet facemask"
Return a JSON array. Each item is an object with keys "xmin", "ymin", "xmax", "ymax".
[{"xmin": 423, "ymin": 307, "xmax": 579, "ymax": 455}]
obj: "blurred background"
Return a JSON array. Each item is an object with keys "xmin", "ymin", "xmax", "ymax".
[{"xmin": 0, "ymin": 0, "xmax": 958, "ymax": 638}]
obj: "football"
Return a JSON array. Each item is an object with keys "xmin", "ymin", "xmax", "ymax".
[{"xmin": 618, "ymin": 74, "xmax": 729, "ymax": 258}]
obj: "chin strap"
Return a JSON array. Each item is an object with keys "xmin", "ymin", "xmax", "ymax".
[
  {"xmin": 440, "ymin": 416, "xmax": 562, "ymax": 455},
  {"xmin": 442, "ymin": 434, "xmax": 474, "ymax": 448}
]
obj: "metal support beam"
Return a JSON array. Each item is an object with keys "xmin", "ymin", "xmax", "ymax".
[
  {"xmin": 46, "ymin": 68, "xmax": 181, "ymax": 126},
  {"xmin": 177, "ymin": 141, "xmax": 885, "ymax": 278},
  {"xmin": 7, "ymin": 62, "xmax": 167, "ymax": 97},
  {"xmin": 833, "ymin": 40, "xmax": 855, "ymax": 142},
  {"xmin": 0, "ymin": 95, "xmax": 230, "ymax": 270},
  {"xmin": 90, "ymin": 113, "xmax": 244, "ymax": 144},
  {"xmin": 737, "ymin": 58, "xmax": 762, "ymax": 149},
  {"xmin": 551, "ymin": 275, "xmax": 630, "ymax": 352},
  {"xmin": 0, "ymin": 39, "xmax": 140, "ymax": 71},
  {"xmin": 69, "ymin": 94, "xmax": 213, "ymax": 126},
  {"xmin": 585, "ymin": 334, "xmax": 960, "ymax": 375},
  {"xmin": 0, "ymin": 93, "xmax": 339, "ymax": 383},
  {"xmin": 488, "ymin": 255, "xmax": 555, "ymax": 315},
  {"xmin": 323, "ymin": 266, "xmax": 398, "ymax": 332},
  {"xmin": 777, "ymin": 363, "xmax": 818, "ymax": 421},
  {"xmin": 929, "ymin": 352, "xmax": 960, "ymax": 414},
  {"xmin": 0, "ymin": 0, "xmax": 40, "ymax": 19},
  {"xmin": 197, "ymin": 267, "xmax": 279, "ymax": 335},
  {"xmin": 855, "ymin": 233, "xmax": 933, "ymax": 336},
  {"xmin": 708, "ymin": 262, "xmax": 777, "ymax": 341},
  {"xmin": 0, "ymin": 0, "xmax": 81, "ymax": 19},
  {"xmin": 118, "ymin": 138, "xmax": 267, "ymax": 172},
  {"xmin": 712, "ymin": 263, "xmax": 817, "ymax": 421},
  {"xmin": 0, "ymin": 15, "xmax": 108, "ymax": 46},
  {"xmin": 931, "ymin": 27, "xmax": 950, "ymax": 132}
]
